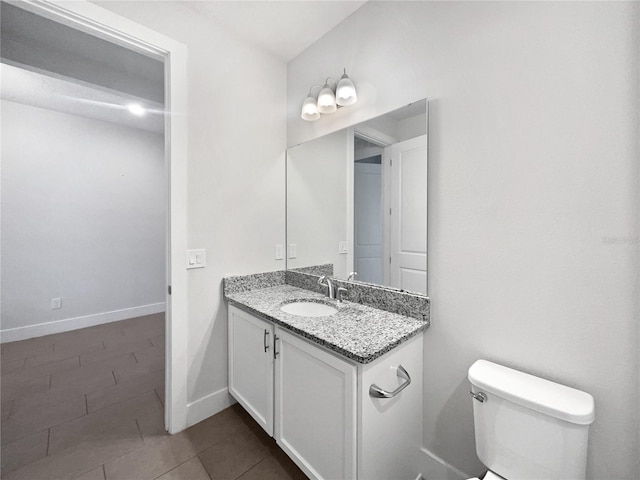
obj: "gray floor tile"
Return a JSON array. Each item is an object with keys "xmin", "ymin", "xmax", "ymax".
[
  {"xmin": 49, "ymin": 390, "xmax": 163, "ymax": 454},
  {"xmin": 156, "ymin": 456, "xmax": 211, "ymax": 480},
  {"xmin": 25, "ymin": 350, "xmax": 86, "ymax": 369},
  {"xmin": 113, "ymin": 355, "xmax": 163, "ymax": 384},
  {"xmin": 103, "ymin": 431, "xmax": 196, "ymax": 480},
  {"xmin": 49, "ymin": 412, "xmax": 139, "ymax": 455},
  {"xmin": 0, "ymin": 429, "xmax": 49, "ymax": 474},
  {"xmin": 120, "ymin": 324, "xmax": 165, "ymax": 342},
  {"xmin": 236, "ymin": 454, "xmax": 307, "ymax": 480},
  {"xmin": 2, "ymin": 399, "xmax": 14, "ymax": 421},
  {"xmin": 50, "ymin": 340, "xmax": 105, "ymax": 359},
  {"xmin": 1, "ymin": 374, "xmax": 51, "ymax": 403},
  {"xmin": 1, "ymin": 394, "xmax": 86, "ymax": 445},
  {"xmin": 183, "ymin": 405, "xmax": 254, "ymax": 454},
  {"xmin": 97, "ymin": 389, "xmax": 164, "ymax": 420},
  {"xmin": 50, "ymin": 368, "xmax": 115, "ymax": 396},
  {"xmin": 198, "ymin": 428, "xmax": 270, "ymax": 480},
  {"xmin": 1, "ymin": 358, "xmax": 26, "ymax": 376},
  {"xmin": 84, "ymin": 338, "xmax": 153, "ymax": 364},
  {"xmin": 133, "ymin": 345, "xmax": 165, "ymax": 366},
  {"xmin": 19, "ymin": 364, "xmax": 154, "ymax": 420},
  {"xmin": 78, "ymin": 352, "xmax": 138, "ymax": 373},
  {"xmin": 149, "ymin": 333, "xmax": 165, "ymax": 348},
  {"xmin": 81, "ymin": 353, "xmax": 136, "ymax": 377},
  {"xmin": 1, "ymin": 340, "xmax": 53, "ymax": 362},
  {"xmin": 3, "ymin": 356, "xmax": 80, "ymax": 389},
  {"xmin": 136, "ymin": 408, "xmax": 167, "ymax": 441},
  {"xmin": 86, "ymin": 368, "xmax": 164, "ymax": 413},
  {"xmin": 2, "ymin": 423, "xmax": 143, "ymax": 480},
  {"xmin": 73, "ymin": 466, "xmax": 106, "ymax": 480},
  {"xmin": 0, "ymin": 315, "xmax": 304, "ymax": 480}
]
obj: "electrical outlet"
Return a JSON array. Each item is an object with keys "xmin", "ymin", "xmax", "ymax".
[
  {"xmin": 275, "ymin": 244, "xmax": 284, "ymax": 260},
  {"xmin": 288, "ymin": 244, "xmax": 297, "ymax": 259},
  {"xmin": 51, "ymin": 297, "xmax": 62, "ymax": 309},
  {"xmin": 338, "ymin": 241, "xmax": 348, "ymax": 254}
]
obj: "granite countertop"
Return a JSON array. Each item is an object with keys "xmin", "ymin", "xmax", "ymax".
[{"xmin": 226, "ymin": 284, "xmax": 428, "ymax": 364}]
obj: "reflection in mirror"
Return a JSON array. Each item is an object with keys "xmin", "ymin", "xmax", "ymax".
[{"xmin": 286, "ymin": 99, "xmax": 427, "ymax": 294}]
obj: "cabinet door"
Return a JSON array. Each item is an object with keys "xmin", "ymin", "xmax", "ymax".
[
  {"xmin": 228, "ymin": 305, "xmax": 274, "ymax": 435},
  {"xmin": 274, "ymin": 328, "xmax": 357, "ymax": 480}
]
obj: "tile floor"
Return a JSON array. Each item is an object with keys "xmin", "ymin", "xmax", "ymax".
[{"xmin": 1, "ymin": 314, "xmax": 307, "ymax": 480}]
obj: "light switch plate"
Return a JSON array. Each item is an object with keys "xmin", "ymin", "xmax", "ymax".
[
  {"xmin": 51, "ymin": 297, "xmax": 62, "ymax": 309},
  {"xmin": 275, "ymin": 244, "xmax": 284, "ymax": 260},
  {"xmin": 338, "ymin": 241, "xmax": 348, "ymax": 254},
  {"xmin": 288, "ymin": 244, "xmax": 297, "ymax": 259},
  {"xmin": 186, "ymin": 249, "xmax": 206, "ymax": 269}
]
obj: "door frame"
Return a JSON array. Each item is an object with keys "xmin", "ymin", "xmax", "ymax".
[
  {"xmin": 14, "ymin": 0, "xmax": 189, "ymax": 434},
  {"xmin": 349, "ymin": 127, "xmax": 395, "ymax": 286}
]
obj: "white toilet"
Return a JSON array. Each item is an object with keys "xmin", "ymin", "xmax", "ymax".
[{"xmin": 467, "ymin": 359, "xmax": 595, "ymax": 480}]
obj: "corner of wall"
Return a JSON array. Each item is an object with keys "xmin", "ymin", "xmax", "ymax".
[{"xmin": 419, "ymin": 447, "xmax": 470, "ymax": 480}]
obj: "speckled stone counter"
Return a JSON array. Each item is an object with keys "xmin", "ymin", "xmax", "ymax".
[{"xmin": 225, "ymin": 284, "xmax": 428, "ymax": 364}]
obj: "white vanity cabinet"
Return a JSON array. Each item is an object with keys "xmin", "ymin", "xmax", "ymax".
[
  {"xmin": 274, "ymin": 327, "xmax": 357, "ymax": 480},
  {"xmin": 228, "ymin": 305, "xmax": 274, "ymax": 435},
  {"xmin": 227, "ymin": 304, "xmax": 423, "ymax": 480}
]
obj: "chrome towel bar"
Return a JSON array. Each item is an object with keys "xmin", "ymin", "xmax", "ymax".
[{"xmin": 369, "ymin": 365, "xmax": 411, "ymax": 398}]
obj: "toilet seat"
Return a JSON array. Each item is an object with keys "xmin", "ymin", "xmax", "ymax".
[{"xmin": 467, "ymin": 471, "xmax": 506, "ymax": 480}]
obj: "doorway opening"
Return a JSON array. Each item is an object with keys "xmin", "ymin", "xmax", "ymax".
[{"xmin": 0, "ymin": 0, "xmax": 188, "ymax": 433}]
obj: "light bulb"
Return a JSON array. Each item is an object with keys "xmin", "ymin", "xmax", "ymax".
[
  {"xmin": 301, "ymin": 96, "xmax": 320, "ymax": 121},
  {"xmin": 317, "ymin": 85, "xmax": 337, "ymax": 114},
  {"xmin": 336, "ymin": 71, "xmax": 357, "ymax": 107},
  {"xmin": 127, "ymin": 103, "xmax": 146, "ymax": 116}
]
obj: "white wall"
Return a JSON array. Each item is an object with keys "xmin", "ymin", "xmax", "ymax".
[
  {"xmin": 287, "ymin": 129, "xmax": 350, "ymax": 278},
  {"xmin": 93, "ymin": 2, "xmax": 287, "ymax": 417},
  {"xmin": 288, "ymin": 2, "xmax": 639, "ymax": 479},
  {"xmin": 1, "ymin": 100, "xmax": 165, "ymax": 339}
]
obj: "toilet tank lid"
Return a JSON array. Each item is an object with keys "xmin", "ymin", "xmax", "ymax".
[{"xmin": 468, "ymin": 360, "xmax": 595, "ymax": 425}]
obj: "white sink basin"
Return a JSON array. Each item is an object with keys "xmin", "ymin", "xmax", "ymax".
[{"xmin": 280, "ymin": 301, "xmax": 338, "ymax": 317}]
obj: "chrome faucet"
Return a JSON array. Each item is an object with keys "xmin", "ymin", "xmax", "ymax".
[{"xmin": 318, "ymin": 275, "xmax": 335, "ymax": 299}]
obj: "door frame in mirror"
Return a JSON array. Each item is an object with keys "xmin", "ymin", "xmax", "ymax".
[{"xmin": 346, "ymin": 100, "xmax": 428, "ymax": 293}]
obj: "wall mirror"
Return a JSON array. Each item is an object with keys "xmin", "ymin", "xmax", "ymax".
[{"xmin": 286, "ymin": 99, "xmax": 428, "ymax": 295}]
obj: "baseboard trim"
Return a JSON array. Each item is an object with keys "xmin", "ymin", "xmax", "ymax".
[
  {"xmin": 186, "ymin": 387, "xmax": 237, "ymax": 428},
  {"xmin": 0, "ymin": 302, "xmax": 166, "ymax": 343},
  {"xmin": 420, "ymin": 447, "xmax": 470, "ymax": 480}
]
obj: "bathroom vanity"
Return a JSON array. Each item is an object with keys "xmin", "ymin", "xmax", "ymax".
[
  {"xmin": 225, "ymin": 278, "xmax": 428, "ymax": 480},
  {"xmin": 225, "ymin": 98, "xmax": 430, "ymax": 479}
]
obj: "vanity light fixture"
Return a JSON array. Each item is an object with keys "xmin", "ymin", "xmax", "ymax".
[{"xmin": 300, "ymin": 68, "xmax": 358, "ymax": 121}]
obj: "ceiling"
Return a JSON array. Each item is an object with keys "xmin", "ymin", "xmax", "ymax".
[
  {"xmin": 0, "ymin": 1, "xmax": 368, "ymax": 131},
  {"xmin": 183, "ymin": 1, "xmax": 368, "ymax": 62},
  {"xmin": 1, "ymin": 63, "xmax": 164, "ymax": 133},
  {"xmin": 1, "ymin": 2, "xmax": 164, "ymax": 103}
]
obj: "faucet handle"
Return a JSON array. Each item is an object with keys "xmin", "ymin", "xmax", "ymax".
[
  {"xmin": 318, "ymin": 275, "xmax": 327, "ymax": 285},
  {"xmin": 347, "ymin": 272, "xmax": 358, "ymax": 281}
]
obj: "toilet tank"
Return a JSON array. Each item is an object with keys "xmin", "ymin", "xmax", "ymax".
[{"xmin": 468, "ymin": 360, "xmax": 595, "ymax": 480}]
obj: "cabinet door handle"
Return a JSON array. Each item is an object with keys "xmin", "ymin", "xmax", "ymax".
[
  {"xmin": 264, "ymin": 329, "xmax": 270, "ymax": 352},
  {"xmin": 369, "ymin": 365, "xmax": 411, "ymax": 398},
  {"xmin": 273, "ymin": 335, "xmax": 279, "ymax": 359}
]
